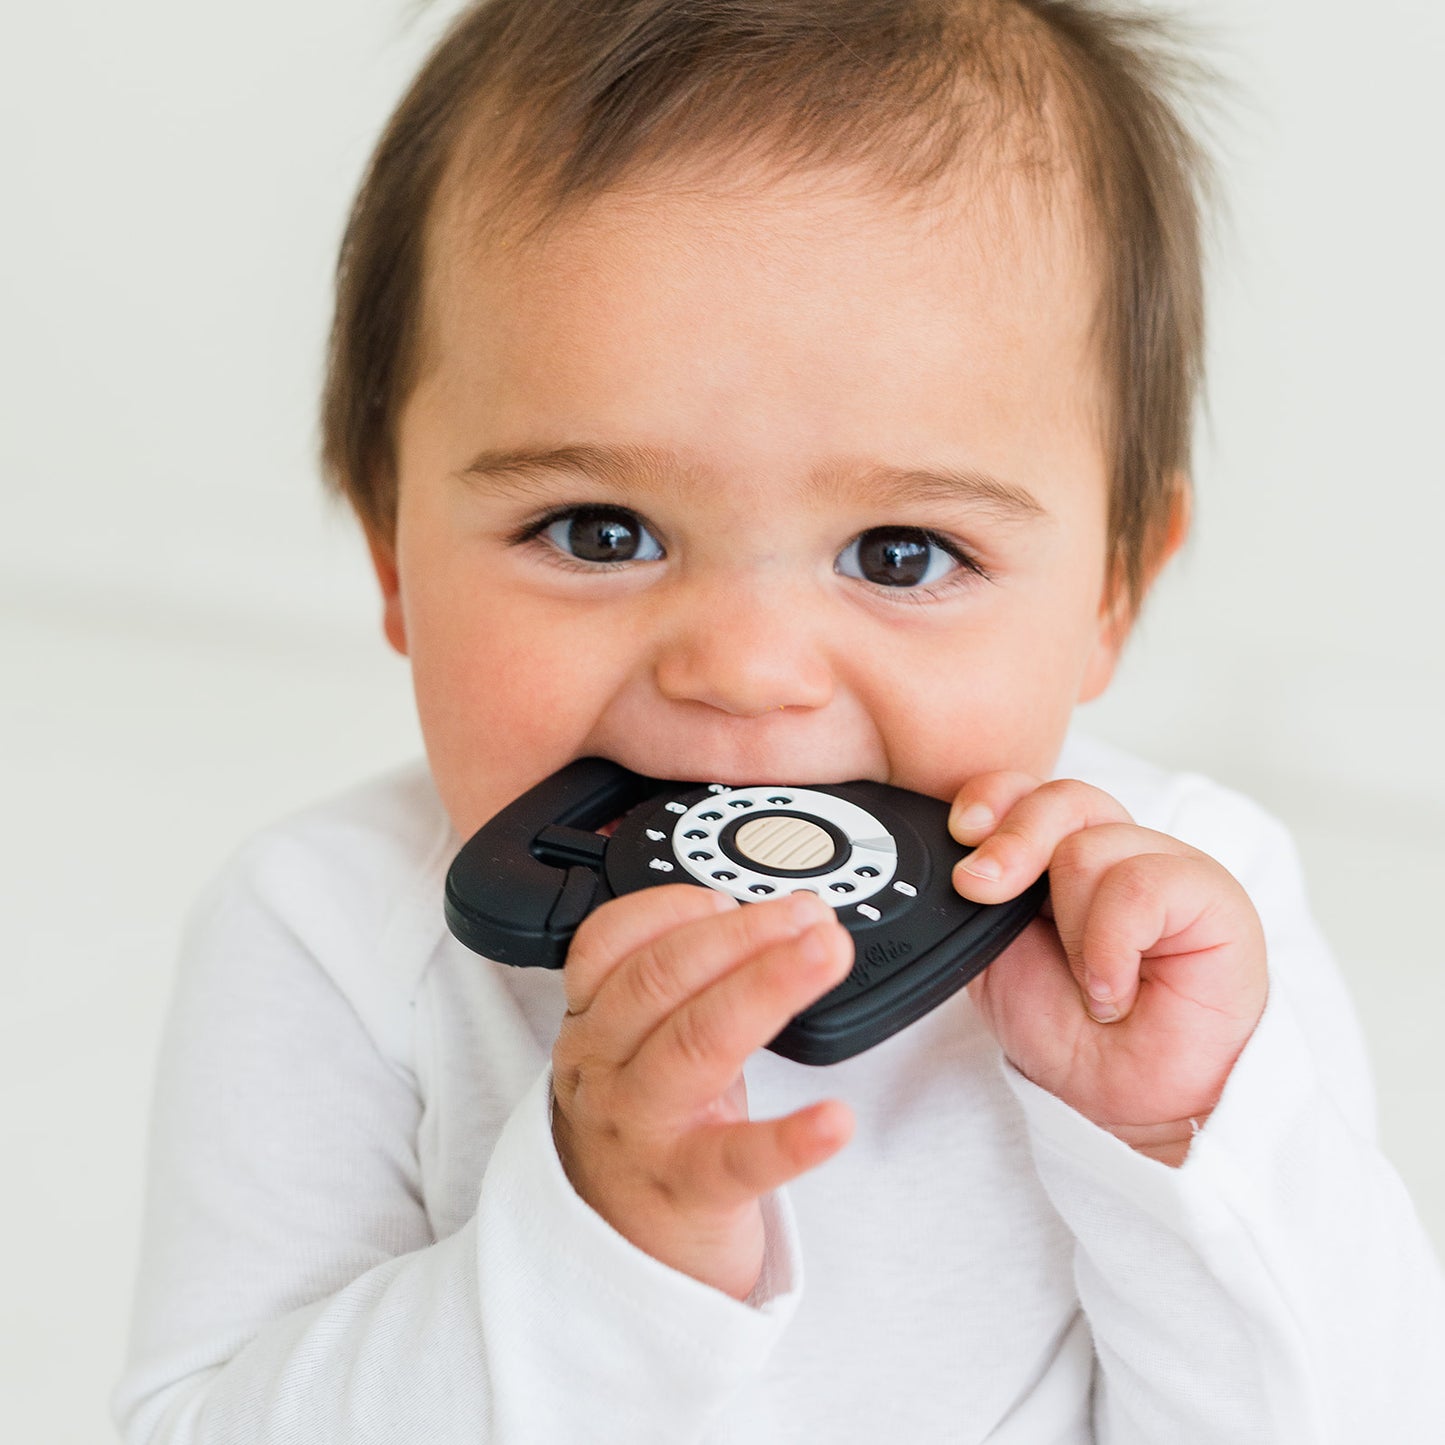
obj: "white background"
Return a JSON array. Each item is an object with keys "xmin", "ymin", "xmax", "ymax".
[{"xmin": 2, "ymin": 1, "xmax": 1442, "ymax": 1439}]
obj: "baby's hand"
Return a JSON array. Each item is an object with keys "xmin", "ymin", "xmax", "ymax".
[
  {"xmin": 551, "ymin": 885, "xmax": 855, "ymax": 1299},
  {"xmin": 950, "ymin": 775, "xmax": 1269, "ymax": 1166}
]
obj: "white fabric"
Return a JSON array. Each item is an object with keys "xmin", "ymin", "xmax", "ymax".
[{"xmin": 112, "ymin": 733, "xmax": 1445, "ymax": 1443}]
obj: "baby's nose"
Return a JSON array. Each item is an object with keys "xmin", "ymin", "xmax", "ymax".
[{"xmin": 652, "ymin": 580, "xmax": 834, "ymax": 717}]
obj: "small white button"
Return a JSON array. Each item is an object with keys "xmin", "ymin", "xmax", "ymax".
[
  {"xmin": 665, "ymin": 802, "xmax": 686, "ymax": 814},
  {"xmin": 892, "ymin": 881, "xmax": 917, "ymax": 897},
  {"xmin": 646, "ymin": 828, "xmax": 666, "ymax": 841},
  {"xmin": 857, "ymin": 903, "xmax": 881, "ymax": 921},
  {"xmin": 648, "ymin": 858, "xmax": 675, "ymax": 872}
]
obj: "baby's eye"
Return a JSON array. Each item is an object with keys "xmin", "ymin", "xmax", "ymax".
[
  {"xmin": 835, "ymin": 527, "xmax": 961, "ymax": 588},
  {"xmin": 540, "ymin": 506, "xmax": 665, "ymax": 564}
]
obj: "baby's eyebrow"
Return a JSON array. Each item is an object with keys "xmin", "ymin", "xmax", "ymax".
[
  {"xmin": 458, "ymin": 441, "xmax": 1049, "ymax": 521},
  {"xmin": 807, "ymin": 460, "xmax": 1049, "ymax": 522},
  {"xmin": 458, "ymin": 442, "xmax": 697, "ymax": 500}
]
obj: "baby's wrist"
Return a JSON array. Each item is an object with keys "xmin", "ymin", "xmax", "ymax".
[
  {"xmin": 1103, "ymin": 1115, "xmax": 1207, "ymax": 1169},
  {"xmin": 552, "ymin": 1110, "xmax": 767, "ymax": 1299}
]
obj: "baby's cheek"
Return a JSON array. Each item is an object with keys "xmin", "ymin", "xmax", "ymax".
[
  {"xmin": 417, "ymin": 695, "xmax": 577, "ymax": 840},
  {"xmin": 874, "ymin": 688, "xmax": 1068, "ymax": 801}
]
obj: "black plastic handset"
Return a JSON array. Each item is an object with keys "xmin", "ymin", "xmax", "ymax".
[{"xmin": 444, "ymin": 758, "xmax": 1047, "ymax": 1065}]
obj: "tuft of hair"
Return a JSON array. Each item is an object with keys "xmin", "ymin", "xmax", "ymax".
[{"xmin": 322, "ymin": 0, "xmax": 1214, "ymax": 612}]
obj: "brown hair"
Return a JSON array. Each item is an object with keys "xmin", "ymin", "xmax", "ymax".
[{"xmin": 321, "ymin": 0, "xmax": 1212, "ymax": 611}]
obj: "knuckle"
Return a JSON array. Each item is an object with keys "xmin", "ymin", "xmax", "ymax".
[
  {"xmin": 643, "ymin": 1164, "xmax": 682, "ymax": 1209},
  {"xmin": 721, "ymin": 1133, "xmax": 762, "ymax": 1195},
  {"xmin": 986, "ymin": 823, "xmax": 1042, "ymax": 871},
  {"xmin": 997, "ymin": 768, "xmax": 1044, "ymax": 792},
  {"xmin": 671, "ymin": 1001, "xmax": 728, "ymax": 1073},
  {"xmin": 983, "ymin": 770, "xmax": 1044, "ymax": 810},
  {"xmin": 957, "ymin": 769, "xmax": 1038, "ymax": 810},
  {"xmin": 1050, "ymin": 827, "xmax": 1101, "ymax": 878},
  {"xmin": 1048, "ymin": 827, "xmax": 1086, "ymax": 868},
  {"xmin": 562, "ymin": 925, "xmax": 609, "ymax": 998},
  {"xmin": 627, "ymin": 941, "xmax": 680, "ymax": 1015},
  {"xmin": 1102, "ymin": 853, "xmax": 1164, "ymax": 910},
  {"xmin": 1033, "ymin": 777, "xmax": 1081, "ymax": 802},
  {"xmin": 552, "ymin": 1048, "xmax": 598, "ymax": 1108},
  {"xmin": 1052, "ymin": 821, "xmax": 1139, "ymax": 874},
  {"xmin": 1024, "ymin": 780, "xmax": 1089, "ymax": 829},
  {"xmin": 1039, "ymin": 778, "xmax": 1130, "ymax": 828},
  {"xmin": 551, "ymin": 1018, "xmax": 586, "ymax": 1077},
  {"xmin": 566, "ymin": 1069, "xmax": 623, "ymax": 1139}
]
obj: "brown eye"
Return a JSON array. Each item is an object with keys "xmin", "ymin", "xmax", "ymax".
[
  {"xmin": 837, "ymin": 527, "xmax": 958, "ymax": 588},
  {"xmin": 542, "ymin": 506, "xmax": 664, "ymax": 563}
]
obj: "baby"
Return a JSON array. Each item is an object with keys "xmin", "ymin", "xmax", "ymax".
[{"xmin": 114, "ymin": 1, "xmax": 1445, "ymax": 1441}]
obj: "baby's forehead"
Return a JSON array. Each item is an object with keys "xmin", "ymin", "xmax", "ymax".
[
  {"xmin": 420, "ymin": 144, "xmax": 1101, "ymax": 367},
  {"xmin": 401, "ymin": 153, "xmax": 1110, "ymax": 549}
]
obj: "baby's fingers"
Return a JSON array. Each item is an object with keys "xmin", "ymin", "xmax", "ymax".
[
  {"xmin": 1078, "ymin": 850, "xmax": 1264, "ymax": 1026},
  {"xmin": 949, "ymin": 771, "xmax": 1046, "ymax": 843},
  {"xmin": 570, "ymin": 891, "xmax": 839, "ymax": 1067},
  {"xmin": 677, "ymin": 1100, "xmax": 855, "ymax": 1211},
  {"xmin": 563, "ymin": 884, "xmax": 739, "ymax": 1018},
  {"xmin": 626, "ymin": 915, "xmax": 854, "ymax": 1110},
  {"xmin": 951, "ymin": 778, "xmax": 1133, "ymax": 903}
]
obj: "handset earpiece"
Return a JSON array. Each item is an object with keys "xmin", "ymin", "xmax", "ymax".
[{"xmin": 443, "ymin": 758, "xmax": 667, "ymax": 967}]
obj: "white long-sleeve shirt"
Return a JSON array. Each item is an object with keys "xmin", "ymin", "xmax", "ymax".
[{"xmin": 112, "ymin": 733, "xmax": 1445, "ymax": 1443}]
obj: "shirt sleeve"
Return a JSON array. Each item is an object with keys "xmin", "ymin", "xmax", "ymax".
[
  {"xmin": 1002, "ymin": 782, "xmax": 1445, "ymax": 1443},
  {"xmin": 112, "ymin": 838, "xmax": 801, "ymax": 1445}
]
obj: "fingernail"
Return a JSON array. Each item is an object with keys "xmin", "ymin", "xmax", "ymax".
[
  {"xmin": 959, "ymin": 849, "xmax": 1002, "ymax": 881},
  {"xmin": 1084, "ymin": 975, "xmax": 1118, "ymax": 1023},
  {"xmin": 951, "ymin": 802, "xmax": 994, "ymax": 836}
]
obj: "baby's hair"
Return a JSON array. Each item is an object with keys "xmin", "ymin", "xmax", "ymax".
[{"xmin": 322, "ymin": 0, "xmax": 1213, "ymax": 612}]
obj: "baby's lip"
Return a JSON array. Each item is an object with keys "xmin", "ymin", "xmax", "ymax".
[
  {"xmin": 623, "ymin": 758, "xmax": 868, "ymax": 790},
  {"xmin": 707, "ymin": 772, "xmax": 860, "ymax": 789},
  {"xmin": 587, "ymin": 746, "xmax": 886, "ymax": 793}
]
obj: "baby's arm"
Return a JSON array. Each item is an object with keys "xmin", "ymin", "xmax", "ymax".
[
  {"xmin": 952, "ymin": 772, "xmax": 1445, "ymax": 1441},
  {"xmin": 112, "ymin": 841, "xmax": 841, "ymax": 1444}
]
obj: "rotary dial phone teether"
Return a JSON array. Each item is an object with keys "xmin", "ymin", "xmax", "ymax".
[{"xmin": 444, "ymin": 758, "xmax": 1046, "ymax": 1065}]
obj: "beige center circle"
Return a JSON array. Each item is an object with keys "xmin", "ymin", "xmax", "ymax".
[{"xmin": 732, "ymin": 815, "xmax": 836, "ymax": 872}]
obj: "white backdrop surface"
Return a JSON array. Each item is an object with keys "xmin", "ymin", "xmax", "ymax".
[{"xmin": 2, "ymin": 2, "xmax": 1442, "ymax": 1440}]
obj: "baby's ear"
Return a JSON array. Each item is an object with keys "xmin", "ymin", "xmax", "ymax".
[
  {"xmin": 1078, "ymin": 476, "xmax": 1191, "ymax": 702},
  {"xmin": 1143, "ymin": 476, "xmax": 1192, "ymax": 600},
  {"xmin": 1127, "ymin": 475, "xmax": 1192, "ymax": 609},
  {"xmin": 365, "ymin": 531, "xmax": 409, "ymax": 657}
]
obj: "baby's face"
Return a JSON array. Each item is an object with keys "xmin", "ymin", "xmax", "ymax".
[{"xmin": 381, "ymin": 161, "xmax": 1132, "ymax": 840}]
